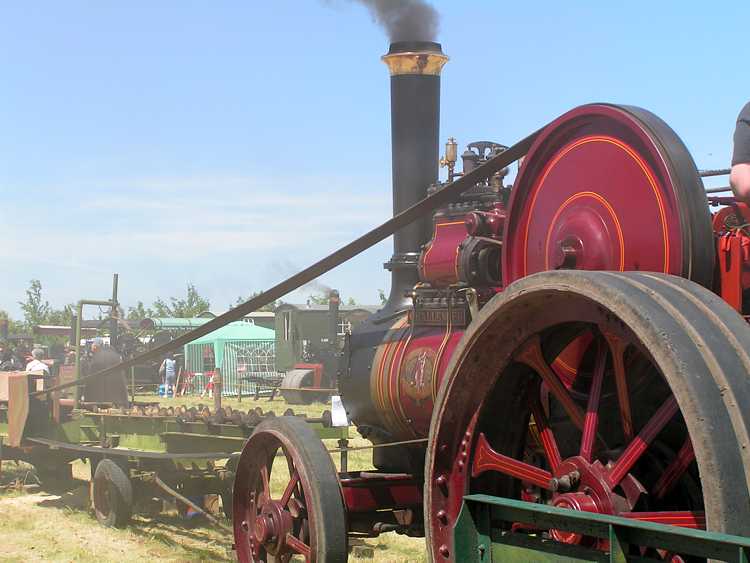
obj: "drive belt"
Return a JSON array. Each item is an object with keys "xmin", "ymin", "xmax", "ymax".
[{"xmin": 33, "ymin": 127, "xmax": 543, "ymax": 397}]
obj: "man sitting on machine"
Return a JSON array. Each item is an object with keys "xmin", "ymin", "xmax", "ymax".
[
  {"xmin": 25, "ymin": 348, "xmax": 50, "ymax": 375},
  {"xmin": 731, "ymin": 101, "xmax": 750, "ymax": 203}
]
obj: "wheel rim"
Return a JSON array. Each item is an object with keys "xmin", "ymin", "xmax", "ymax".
[
  {"xmin": 426, "ymin": 271, "xmax": 750, "ymax": 560},
  {"xmin": 93, "ymin": 475, "xmax": 112, "ymax": 517},
  {"xmin": 234, "ymin": 429, "xmax": 317, "ymax": 561},
  {"xmin": 503, "ymin": 104, "xmax": 714, "ymax": 287}
]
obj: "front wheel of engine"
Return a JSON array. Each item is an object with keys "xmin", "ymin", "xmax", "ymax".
[
  {"xmin": 426, "ymin": 271, "xmax": 750, "ymax": 561},
  {"xmin": 233, "ymin": 416, "xmax": 348, "ymax": 562}
]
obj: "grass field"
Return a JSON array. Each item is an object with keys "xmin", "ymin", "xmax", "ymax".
[{"xmin": 0, "ymin": 393, "xmax": 427, "ymax": 562}]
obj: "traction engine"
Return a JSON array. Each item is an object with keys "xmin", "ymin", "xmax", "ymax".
[{"xmin": 232, "ymin": 40, "xmax": 750, "ymax": 562}]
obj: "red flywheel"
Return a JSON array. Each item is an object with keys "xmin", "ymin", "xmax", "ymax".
[{"xmin": 503, "ymin": 104, "xmax": 714, "ymax": 287}]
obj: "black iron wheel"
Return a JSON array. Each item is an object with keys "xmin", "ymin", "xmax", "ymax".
[
  {"xmin": 92, "ymin": 458, "xmax": 133, "ymax": 527},
  {"xmin": 426, "ymin": 271, "xmax": 750, "ymax": 561},
  {"xmin": 233, "ymin": 416, "xmax": 347, "ymax": 562}
]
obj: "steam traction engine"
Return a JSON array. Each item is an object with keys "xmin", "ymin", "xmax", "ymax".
[{"xmin": 232, "ymin": 41, "xmax": 750, "ymax": 561}]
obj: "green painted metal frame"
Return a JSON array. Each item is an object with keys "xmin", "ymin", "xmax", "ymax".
[
  {"xmin": 1, "ymin": 406, "xmax": 347, "ymax": 472},
  {"xmin": 454, "ymin": 494, "xmax": 750, "ymax": 563}
]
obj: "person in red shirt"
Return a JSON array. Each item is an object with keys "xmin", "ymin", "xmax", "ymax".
[{"xmin": 731, "ymin": 102, "xmax": 750, "ymax": 203}]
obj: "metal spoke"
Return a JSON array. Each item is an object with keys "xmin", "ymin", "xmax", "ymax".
[
  {"xmin": 260, "ymin": 464, "xmax": 270, "ymax": 503},
  {"xmin": 528, "ymin": 384, "xmax": 562, "ymax": 472},
  {"xmin": 620, "ymin": 510, "xmax": 705, "ymax": 529},
  {"xmin": 608, "ymin": 396, "xmax": 679, "ymax": 487},
  {"xmin": 472, "ymin": 432, "xmax": 554, "ymax": 490},
  {"xmin": 284, "ymin": 449, "xmax": 303, "ymax": 501},
  {"xmin": 515, "ymin": 335, "xmax": 585, "ymax": 431},
  {"xmin": 580, "ymin": 341, "xmax": 607, "ymax": 462},
  {"xmin": 285, "ymin": 532, "xmax": 312, "ymax": 559},
  {"xmin": 603, "ymin": 331, "xmax": 634, "ymax": 441},
  {"xmin": 281, "ymin": 470, "xmax": 300, "ymax": 507},
  {"xmin": 653, "ymin": 438, "xmax": 695, "ymax": 500}
]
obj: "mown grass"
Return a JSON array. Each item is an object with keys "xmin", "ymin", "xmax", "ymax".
[{"xmin": 0, "ymin": 392, "xmax": 426, "ymax": 562}]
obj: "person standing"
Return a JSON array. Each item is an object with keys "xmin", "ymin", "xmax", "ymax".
[
  {"xmin": 160, "ymin": 354, "xmax": 177, "ymax": 396},
  {"xmin": 731, "ymin": 101, "xmax": 750, "ymax": 203},
  {"xmin": 83, "ymin": 343, "xmax": 129, "ymax": 406}
]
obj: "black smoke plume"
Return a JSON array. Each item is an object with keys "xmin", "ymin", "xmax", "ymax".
[{"xmin": 355, "ymin": 0, "xmax": 439, "ymax": 42}]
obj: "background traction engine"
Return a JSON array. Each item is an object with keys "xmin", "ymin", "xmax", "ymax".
[{"xmin": 232, "ymin": 40, "xmax": 750, "ymax": 562}]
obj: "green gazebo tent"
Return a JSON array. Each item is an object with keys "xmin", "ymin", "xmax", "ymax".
[{"xmin": 183, "ymin": 321, "xmax": 276, "ymax": 396}]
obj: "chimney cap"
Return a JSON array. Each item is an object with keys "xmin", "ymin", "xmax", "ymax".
[
  {"xmin": 382, "ymin": 41, "xmax": 448, "ymax": 76},
  {"xmin": 387, "ymin": 41, "xmax": 443, "ymax": 55}
]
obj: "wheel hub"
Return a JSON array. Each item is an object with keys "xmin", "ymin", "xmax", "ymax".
[
  {"xmin": 253, "ymin": 500, "xmax": 293, "ymax": 553},
  {"xmin": 550, "ymin": 456, "xmax": 622, "ymax": 544}
]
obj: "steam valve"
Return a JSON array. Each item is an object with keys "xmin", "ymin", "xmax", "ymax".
[{"xmin": 440, "ymin": 137, "xmax": 458, "ymax": 181}]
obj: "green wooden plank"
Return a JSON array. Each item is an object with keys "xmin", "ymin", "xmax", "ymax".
[{"xmin": 160, "ymin": 431, "xmax": 245, "ymax": 454}]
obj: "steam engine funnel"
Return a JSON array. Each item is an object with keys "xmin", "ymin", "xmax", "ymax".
[{"xmin": 381, "ymin": 41, "xmax": 448, "ymax": 310}]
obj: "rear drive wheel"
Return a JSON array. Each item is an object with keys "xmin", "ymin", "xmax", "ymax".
[{"xmin": 426, "ymin": 271, "xmax": 750, "ymax": 560}]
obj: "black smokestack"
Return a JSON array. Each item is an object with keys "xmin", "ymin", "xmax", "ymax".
[
  {"xmin": 328, "ymin": 289, "xmax": 340, "ymax": 346},
  {"xmin": 381, "ymin": 41, "xmax": 447, "ymax": 311},
  {"xmin": 358, "ymin": 0, "xmax": 439, "ymax": 42}
]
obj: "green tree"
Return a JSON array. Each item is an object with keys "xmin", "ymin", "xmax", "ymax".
[
  {"xmin": 0, "ymin": 310, "xmax": 23, "ymax": 337},
  {"xmin": 47, "ymin": 303, "xmax": 76, "ymax": 326},
  {"xmin": 306, "ymin": 293, "xmax": 328, "ymax": 306},
  {"xmin": 18, "ymin": 279, "xmax": 50, "ymax": 328},
  {"xmin": 232, "ymin": 292, "xmax": 280, "ymax": 312},
  {"xmin": 126, "ymin": 301, "xmax": 154, "ymax": 320},
  {"xmin": 152, "ymin": 283, "xmax": 210, "ymax": 318},
  {"xmin": 306, "ymin": 293, "xmax": 356, "ymax": 306}
]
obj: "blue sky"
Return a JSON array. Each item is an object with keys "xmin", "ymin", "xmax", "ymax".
[{"xmin": 1, "ymin": 1, "xmax": 747, "ymax": 318}]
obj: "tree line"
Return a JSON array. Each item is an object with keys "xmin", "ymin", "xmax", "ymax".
[{"xmin": 0, "ymin": 280, "xmax": 382, "ymax": 335}]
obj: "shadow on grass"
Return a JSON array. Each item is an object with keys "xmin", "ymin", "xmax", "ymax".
[
  {"xmin": 128, "ymin": 513, "xmax": 233, "ymax": 561},
  {"xmin": 36, "ymin": 481, "xmax": 90, "ymax": 509},
  {"xmin": 6, "ymin": 476, "xmax": 233, "ymax": 561}
]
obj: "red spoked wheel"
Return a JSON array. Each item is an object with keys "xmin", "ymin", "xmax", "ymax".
[
  {"xmin": 233, "ymin": 416, "xmax": 347, "ymax": 562},
  {"xmin": 503, "ymin": 104, "xmax": 714, "ymax": 288},
  {"xmin": 426, "ymin": 271, "xmax": 750, "ymax": 561}
]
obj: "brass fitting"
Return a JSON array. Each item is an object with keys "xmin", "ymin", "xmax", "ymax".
[{"xmin": 382, "ymin": 51, "xmax": 448, "ymax": 76}]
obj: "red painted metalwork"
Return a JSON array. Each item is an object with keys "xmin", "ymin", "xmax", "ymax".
[
  {"xmin": 369, "ymin": 321, "xmax": 464, "ymax": 441},
  {"xmin": 419, "ymin": 217, "xmax": 467, "ymax": 287},
  {"xmin": 472, "ymin": 433, "xmax": 554, "ymax": 490},
  {"xmin": 620, "ymin": 511, "xmax": 706, "ymax": 529},
  {"xmin": 607, "ymin": 396, "xmax": 678, "ymax": 488},
  {"xmin": 714, "ymin": 205, "xmax": 750, "ymax": 312},
  {"xmin": 515, "ymin": 336, "xmax": 585, "ymax": 430},
  {"xmin": 528, "ymin": 383, "xmax": 562, "ymax": 472},
  {"xmin": 293, "ymin": 363, "xmax": 324, "ymax": 389},
  {"xmin": 653, "ymin": 439, "xmax": 695, "ymax": 501},
  {"xmin": 503, "ymin": 105, "xmax": 714, "ymax": 288},
  {"xmin": 580, "ymin": 342, "xmax": 606, "ymax": 462},
  {"xmin": 603, "ymin": 331, "xmax": 634, "ymax": 441},
  {"xmin": 339, "ymin": 472, "xmax": 422, "ymax": 513}
]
